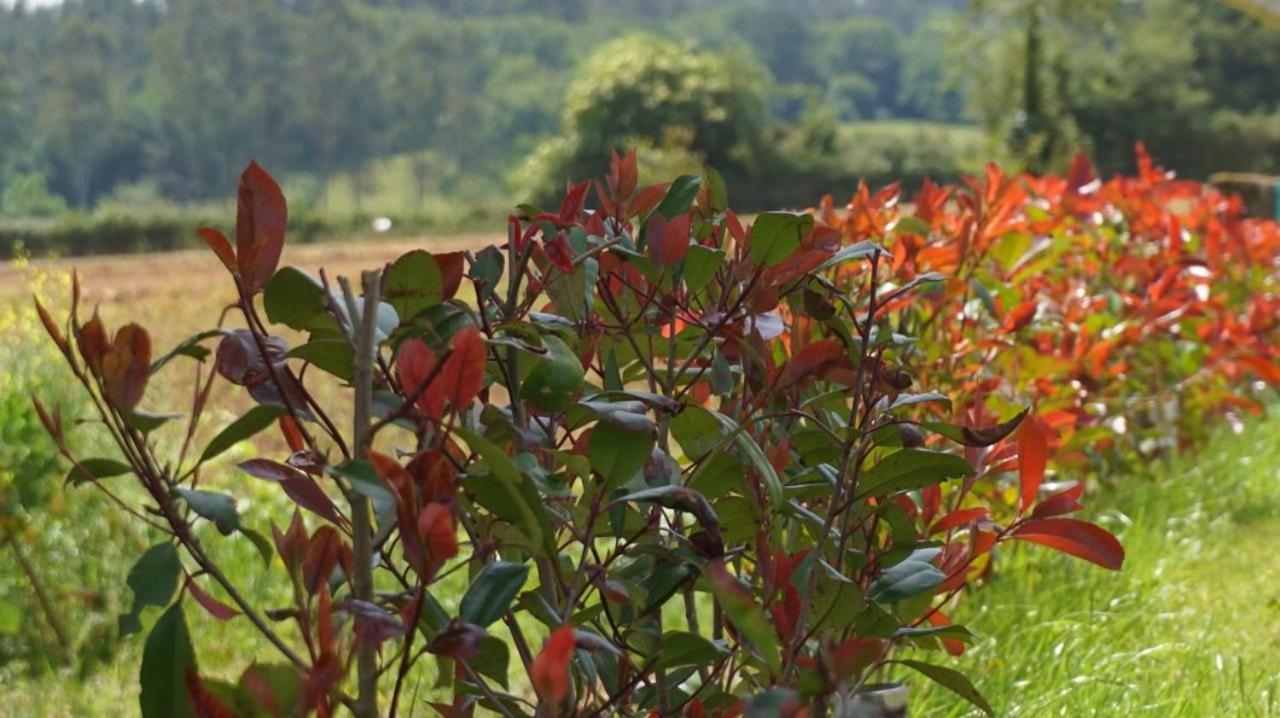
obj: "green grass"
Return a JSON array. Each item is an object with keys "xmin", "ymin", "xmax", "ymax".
[{"xmin": 906, "ymin": 412, "xmax": 1280, "ymax": 716}]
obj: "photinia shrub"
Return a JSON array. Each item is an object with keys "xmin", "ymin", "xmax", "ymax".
[
  {"xmin": 34, "ymin": 153, "xmax": 1131, "ymax": 717},
  {"xmin": 813, "ymin": 145, "xmax": 1279, "ymax": 481}
]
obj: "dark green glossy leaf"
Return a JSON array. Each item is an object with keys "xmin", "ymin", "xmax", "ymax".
[
  {"xmin": 519, "ymin": 335, "xmax": 584, "ymax": 413},
  {"xmin": 199, "ymin": 405, "xmax": 286, "ymax": 463},
  {"xmin": 683, "ymin": 245, "xmax": 724, "ymax": 294},
  {"xmin": 589, "ymin": 420, "xmax": 653, "ymax": 489},
  {"xmin": 384, "ymin": 249, "xmax": 444, "ymax": 320},
  {"xmin": 174, "ymin": 487, "xmax": 240, "ymax": 535},
  {"xmin": 706, "ymin": 562, "xmax": 781, "ymax": 673},
  {"xmin": 856, "ymin": 449, "xmax": 973, "ymax": 498},
  {"xmin": 868, "ymin": 549, "xmax": 945, "ymax": 603},
  {"xmin": 456, "ymin": 428, "xmax": 550, "ymax": 552},
  {"xmin": 655, "ymin": 631, "xmax": 725, "ymax": 671},
  {"xmin": 140, "ymin": 603, "xmax": 197, "ymax": 718},
  {"xmin": 894, "ymin": 659, "xmax": 994, "ymax": 716},
  {"xmin": 748, "ymin": 212, "xmax": 813, "ymax": 267},
  {"xmin": 656, "ymin": 175, "xmax": 702, "ymax": 217},
  {"xmin": 459, "ymin": 561, "xmax": 530, "ymax": 627},
  {"xmin": 287, "ymin": 340, "xmax": 354, "ymax": 381},
  {"xmin": 150, "ymin": 329, "xmax": 225, "ymax": 373},
  {"xmin": 470, "ymin": 635, "xmax": 511, "ymax": 689},
  {"xmin": 120, "ymin": 542, "xmax": 181, "ymax": 636},
  {"xmin": 263, "ymin": 267, "xmax": 327, "ymax": 331},
  {"xmin": 67, "ymin": 457, "xmax": 131, "ymax": 485}
]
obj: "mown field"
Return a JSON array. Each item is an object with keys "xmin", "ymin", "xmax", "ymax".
[{"xmin": 2, "ymin": 235, "xmax": 1277, "ymax": 716}]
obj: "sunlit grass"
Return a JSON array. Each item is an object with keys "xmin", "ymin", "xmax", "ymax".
[{"xmin": 906, "ymin": 411, "xmax": 1280, "ymax": 716}]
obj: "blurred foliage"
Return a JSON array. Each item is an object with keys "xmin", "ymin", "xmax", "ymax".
[
  {"xmin": 0, "ymin": 264, "xmax": 143, "ymax": 677},
  {"xmin": 965, "ymin": 0, "xmax": 1280, "ymax": 176},
  {"xmin": 1, "ymin": 0, "xmax": 1279, "ymax": 238}
]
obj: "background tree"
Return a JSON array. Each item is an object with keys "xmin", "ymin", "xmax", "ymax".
[{"xmin": 38, "ymin": 16, "xmax": 121, "ymax": 207}]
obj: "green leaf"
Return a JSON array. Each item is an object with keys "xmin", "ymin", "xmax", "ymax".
[
  {"xmin": 894, "ymin": 660, "xmax": 994, "ymax": 716},
  {"xmin": 131, "ymin": 411, "xmax": 184, "ymax": 435},
  {"xmin": 384, "ymin": 249, "xmax": 444, "ymax": 320},
  {"xmin": 174, "ymin": 487, "xmax": 240, "ymax": 535},
  {"xmin": 199, "ymin": 405, "xmax": 287, "ymax": 464},
  {"xmin": 705, "ymin": 165, "xmax": 728, "ymax": 212},
  {"xmin": 241, "ymin": 528, "xmax": 274, "ymax": 566},
  {"xmin": 857, "ymin": 449, "xmax": 973, "ymax": 498},
  {"xmin": 707, "ymin": 408, "xmax": 783, "ymax": 510},
  {"xmin": 893, "ymin": 623, "xmax": 978, "ymax": 644},
  {"xmin": 459, "ymin": 561, "xmax": 531, "ymax": 627},
  {"xmin": 706, "ymin": 564, "xmax": 781, "ymax": 673},
  {"xmin": 67, "ymin": 457, "xmax": 131, "ymax": 485},
  {"xmin": 0, "ymin": 599, "xmax": 19, "ymax": 635},
  {"xmin": 894, "ymin": 215, "xmax": 933, "ymax": 236},
  {"xmin": 328, "ymin": 459, "xmax": 395, "ymax": 533},
  {"xmin": 815, "ymin": 240, "xmax": 885, "ymax": 272},
  {"xmin": 683, "ymin": 245, "xmax": 724, "ymax": 294},
  {"xmin": 612, "ymin": 485, "xmax": 716, "ymax": 522},
  {"xmin": 456, "ymin": 428, "xmax": 550, "ymax": 552},
  {"xmin": 669, "ymin": 405, "xmax": 722, "ymax": 459},
  {"xmin": 656, "ymin": 174, "xmax": 702, "ymax": 217},
  {"xmin": 748, "ymin": 212, "xmax": 813, "ymax": 267},
  {"xmin": 519, "ymin": 335, "xmax": 584, "ymax": 413},
  {"xmin": 150, "ymin": 329, "xmax": 225, "ymax": 373},
  {"xmin": 140, "ymin": 603, "xmax": 197, "ymax": 718},
  {"xmin": 236, "ymin": 664, "xmax": 301, "ymax": 717},
  {"xmin": 868, "ymin": 549, "xmax": 945, "ymax": 603},
  {"xmin": 588, "ymin": 420, "xmax": 654, "ymax": 489},
  {"xmin": 655, "ymin": 631, "xmax": 725, "ymax": 671},
  {"xmin": 120, "ymin": 543, "xmax": 181, "ymax": 637},
  {"xmin": 263, "ymin": 267, "xmax": 327, "ymax": 331},
  {"xmin": 287, "ymin": 340, "xmax": 354, "ymax": 381},
  {"xmin": 470, "ymin": 635, "xmax": 512, "ymax": 689},
  {"xmin": 888, "ymin": 392, "xmax": 951, "ymax": 411}
]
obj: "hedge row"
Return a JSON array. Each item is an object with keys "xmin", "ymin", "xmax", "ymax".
[{"xmin": 1, "ymin": 205, "xmax": 502, "ymax": 259}]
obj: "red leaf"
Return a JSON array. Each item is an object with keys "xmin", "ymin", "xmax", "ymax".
[
  {"xmin": 928, "ymin": 507, "xmax": 989, "ymax": 535},
  {"xmin": 824, "ymin": 637, "xmax": 884, "ymax": 682},
  {"xmin": 185, "ymin": 669, "xmax": 238, "ymax": 718},
  {"xmin": 1065, "ymin": 153, "xmax": 1097, "ymax": 194},
  {"xmin": 1017, "ymin": 415, "xmax": 1049, "ymax": 513},
  {"xmin": 1032, "ymin": 483, "xmax": 1085, "ymax": 519},
  {"xmin": 544, "ymin": 232, "xmax": 576, "ymax": 274},
  {"xmin": 1240, "ymin": 355, "xmax": 1280, "ymax": 384},
  {"xmin": 185, "ymin": 575, "xmax": 238, "ymax": 621},
  {"xmin": 302, "ymin": 526, "xmax": 345, "ymax": 595},
  {"xmin": 558, "ymin": 179, "xmax": 590, "ymax": 224},
  {"xmin": 1001, "ymin": 300, "xmax": 1038, "ymax": 333},
  {"xmin": 418, "ymin": 502, "xmax": 459, "ymax": 575},
  {"xmin": 271, "ymin": 510, "xmax": 308, "ymax": 572},
  {"xmin": 239, "ymin": 459, "xmax": 345, "ymax": 527},
  {"xmin": 1012, "ymin": 518, "xmax": 1124, "ymax": 570},
  {"xmin": 235, "ymin": 160, "xmax": 288, "ymax": 293},
  {"xmin": 396, "ymin": 339, "xmax": 444, "ymax": 420},
  {"xmin": 279, "ymin": 416, "xmax": 305, "ymax": 453},
  {"xmin": 426, "ymin": 618, "xmax": 489, "ymax": 660},
  {"xmin": 626, "ymin": 182, "xmax": 668, "ymax": 219},
  {"xmin": 648, "ymin": 212, "xmax": 692, "ymax": 265},
  {"xmin": 530, "ymin": 625, "xmax": 576, "ymax": 707},
  {"xmin": 102, "ymin": 323, "xmax": 151, "ymax": 412},
  {"xmin": 441, "ymin": 326, "xmax": 487, "ymax": 414},
  {"xmin": 610, "ymin": 148, "xmax": 638, "ymax": 200},
  {"xmin": 436, "ymin": 251, "xmax": 466, "ymax": 301},
  {"xmin": 76, "ymin": 310, "xmax": 108, "ymax": 376},
  {"xmin": 773, "ymin": 340, "xmax": 849, "ymax": 394},
  {"xmin": 197, "ymin": 227, "xmax": 237, "ymax": 273}
]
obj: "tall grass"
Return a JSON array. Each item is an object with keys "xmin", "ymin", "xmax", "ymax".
[{"xmin": 907, "ymin": 411, "xmax": 1280, "ymax": 716}]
